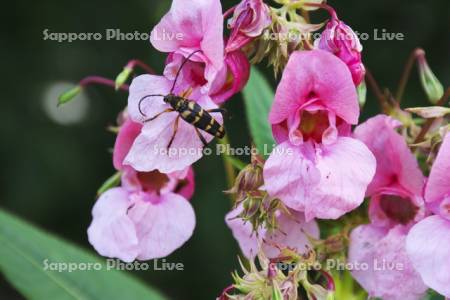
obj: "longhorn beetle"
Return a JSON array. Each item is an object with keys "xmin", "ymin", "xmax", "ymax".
[{"xmin": 138, "ymin": 50, "xmax": 226, "ymax": 149}]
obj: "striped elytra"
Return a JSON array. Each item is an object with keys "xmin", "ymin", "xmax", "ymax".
[{"xmin": 164, "ymin": 94, "xmax": 225, "ymax": 138}]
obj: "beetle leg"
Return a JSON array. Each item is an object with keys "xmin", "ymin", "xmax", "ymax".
[
  {"xmin": 207, "ymin": 108, "xmax": 228, "ymax": 118},
  {"xmin": 167, "ymin": 115, "xmax": 180, "ymax": 149},
  {"xmin": 144, "ymin": 108, "xmax": 174, "ymax": 123},
  {"xmin": 194, "ymin": 127, "xmax": 208, "ymax": 147}
]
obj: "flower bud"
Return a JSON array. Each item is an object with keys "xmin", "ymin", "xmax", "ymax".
[
  {"xmin": 315, "ymin": 8, "xmax": 365, "ymax": 85},
  {"xmin": 416, "ymin": 50, "xmax": 444, "ymax": 104},
  {"xmin": 357, "ymin": 80, "xmax": 367, "ymax": 108},
  {"xmin": 227, "ymin": 160, "xmax": 264, "ymax": 202},
  {"xmin": 57, "ymin": 85, "xmax": 82, "ymax": 106},
  {"xmin": 226, "ymin": 0, "xmax": 272, "ymax": 52},
  {"xmin": 115, "ymin": 67, "xmax": 132, "ymax": 90}
]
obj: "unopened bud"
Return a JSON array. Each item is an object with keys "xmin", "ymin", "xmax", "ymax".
[
  {"xmin": 357, "ymin": 80, "xmax": 367, "ymax": 108},
  {"xmin": 57, "ymin": 86, "xmax": 82, "ymax": 107},
  {"xmin": 228, "ymin": 161, "xmax": 264, "ymax": 202},
  {"xmin": 242, "ymin": 196, "xmax": 261, "ymax": 219},
  {"xmin": 417, "ymin": 50, "xmax": 444, "ymax": 104},
  {"xmin": 406, "ymin": 106, "xmax": 450, "ymax": 119},
  {"xmin": 115, "ymin": 67, "xmax": 132, "ymax": 90}
]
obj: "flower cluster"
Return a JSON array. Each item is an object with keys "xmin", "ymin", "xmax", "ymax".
[
  {"xmin": 58, "ymin": 0, "xmax": 449, "ymax": 298},
  {"xmin": 87, "ymin": 0, "xmax": 253, "ymax": 261}
]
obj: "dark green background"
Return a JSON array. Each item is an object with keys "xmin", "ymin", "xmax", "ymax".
[{"xmin": 1, "ymin": 0, "xmax": 449, "ymax": 299}]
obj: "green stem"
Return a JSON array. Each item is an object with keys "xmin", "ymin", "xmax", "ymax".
[{"xmin": 218, "ymin": 135, "xmax": 237, "ymax": 197}]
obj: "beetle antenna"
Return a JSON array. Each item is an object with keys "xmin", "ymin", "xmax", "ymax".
[
  {"xmin": 170, "ymin": 50, "xmax": 202, "ymax": 94},
  {"xmin": 138, "ymin": 94, "xmax": 164, "ymax": 116}
]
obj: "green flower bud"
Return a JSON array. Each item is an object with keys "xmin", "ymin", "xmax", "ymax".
[
  {"xmin": 417, "ymin": 50, "xmax": 444, "ymax": 104},
  {"xmin": 115, "ymin": 67, "xmax": 132, "ymax": 90},
  {"xmin": 57, "ymin": 86, "xmax": 82, "ymax": 107},
  {"xmin": 357, "ymin": 80, "xmax": 367, "ymax": 108}
]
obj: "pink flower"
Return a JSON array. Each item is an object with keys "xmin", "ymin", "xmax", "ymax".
[
  {"xmin": 113, "ymin": 118, "xmax": 142, "ymax": 171},
  {"xmin": 150, "ymin": 0, "xmax": 224, "ymax": 92},
  {"xmin": 209, "ymin": 50, "xmax": 250, "ymax": 104},
  {"xmin": 353, "ymin": 115, "xmax": 426, "ymax": 227},
  {"xmin": 263, "ymin": 50, "xmax": 376, "ymax": 221},
  {"xmin": 315, "ymin": 8, "xmax": 365, "ymax": 85},
  {"xmin": 349, "ymin": 115, "xmax": 428, "ymax": 299},
  {"xmin": 225, "ymin": 205, "xmax": 319, "ymax": 259},
  {"xmin": 226, "ymin": 0, "xmax": 272, "ymax": 53},
  {"xmin": 88, "ymin": 168, "xmax": 195, "ymax": 262},
  {"xmin": 348, "ymin": 225, "xmax": 427, "ymax": 300},
  {"xmin": 88, "ymin": 119, "xmax": 196, "ymax": 262},
  {"xmin": 406, "ymin": 133, "xmax": 450, "ymax": 298},
  {"xmin": 124, "ymin": 74, "xmax": 222, "ymax": 173},
  {"xmin": 164, "ymin": 50, "xmax": 250, "ymax": 104}
]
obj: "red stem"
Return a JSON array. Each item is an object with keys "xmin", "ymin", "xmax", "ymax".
[
  {"xmin": 125, "ymin": 59, "xmax": 155, "ymax": 74},
  {"xmin": 365, "ymin": 69, "xmax": 389, "ymax": 113},
  {"xmin": 304, "ymin": 3, "xmax": 338, "ymax": 20},
  {"xmin": 79, "ymin": 76, "xmax": 129, "ymax": 91},
  {"xmin": 223, "ymin": 5, "xmax": 237, "ymax": 19},
  {"xmin": 395, "ymin": 48, "xmax": 424, "ymax": 104},
  {"xmin": 320, "ymin": 270, "xmax": 336, "ymax": 291}
]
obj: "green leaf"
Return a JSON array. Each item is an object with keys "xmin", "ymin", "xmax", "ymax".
[
  {"xmin": 0, "ymin": 209, "xmax": 166, "ymax": 300},
  {"xmin": 97, "ymin": 171, "xmax": 122, "ymax": 196},
  {"xmin": 225, "ymin": 156, "xmax": 247, "ymax": 171},
  {"xmin": 422, "ymin": 289, "xmax": 445, "ymax": 300},
  {"xmin": 242, "ymin": 67, "xmax": 276, "ymax": 158}
]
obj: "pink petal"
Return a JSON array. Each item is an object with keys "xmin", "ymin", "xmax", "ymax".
[
  {"xmin": 307, "ymin": 137, "xmax": 376, "ymax": 220},
  {"xmin": 127, "ymin": 74, "xmax": 172, "ymax": 124},
  {"xmin": 349, "ymin": 225, "xmax": 427, "ymax": 300},
  {"xmin": 269, "ymin": 50, "xmax": 359, "ymax": 127},
  {"xmin": 354, "ymin": 114, "xmax": 425, "ymax": 197},
  {"xmin": 425, "ymin": 133, "xmax": 450, "ymax": 204},
  {"xmin": 348, "ymin": 224, "xmax": 387, "ymax": 295},
  {"xmin": 87, "ymin": 188, "xmax": 139, "ymax": 262},
  {"xmin": 406, "ymin": 215, "xmax": 450, "ymax": 297},
  {"xmin": 150, "ymin": 0, "xmax": 224, "ymax": 71},
  {"xmin": 176, "ymin": 167, "xmax": 195, "ymax": 200},
  {"xmin": 210, "ymin": 50, "xmax": 250, "ymax": 104},
  {"xmin": 262, "ymin": 210, "xmax": 319, "ymax": 258},
  {"xmin": 225, "ymin": 206, "xmax": 260, "ymax": 258},
  {"xmin": 225, "ymin": 206, "xmax": 319, "ymax": 259},
  {"xmin": 125, "ymin": 95, "xmax": 221, "ymax": 173},
  {"xmin": 264, "ymin": 138, "xmax": 375, "ymax": 221},
  {"xmin": 113, "ymin": 119, "xmax": 143, "ymax": 170},
  {"xmin": 128, "ymin": 192, "xmax": 196, "ymax": 260},
  {"xmin": 263, "ymin": 141, "xmax": 321, "ymax": 214}
]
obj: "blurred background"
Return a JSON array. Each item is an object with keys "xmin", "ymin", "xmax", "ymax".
[{"xmin": 0, "ymin": 0, "xmax": 449, "ymax": 299}]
